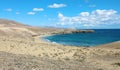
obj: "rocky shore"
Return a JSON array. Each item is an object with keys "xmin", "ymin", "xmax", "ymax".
[
  {"xmin": 49, "ymin": 29, "xmax": 94, "ymax": 34},
  {"xmin": 0, "ymin": 19, "xmax": 120, "ymax": 70}
]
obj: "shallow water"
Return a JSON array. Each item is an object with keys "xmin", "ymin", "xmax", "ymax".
[{"xmin": 44, "ymin": 29, "xmax": 120, "ymax": 47}]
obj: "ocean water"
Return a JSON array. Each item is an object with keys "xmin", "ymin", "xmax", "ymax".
[{"xmin": 43, "ymin": 29, "xmax": 120, "ymax": 47}]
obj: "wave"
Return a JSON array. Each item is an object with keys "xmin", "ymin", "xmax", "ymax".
[
  {"xmin": 52, "ymin": 41, "xmax": 57, "ymax": 44},
  {"xmin": 42, "ymin": 37, "xmax": 58, "ymax": 44}
]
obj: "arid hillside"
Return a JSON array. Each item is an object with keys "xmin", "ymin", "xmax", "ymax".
[
  {"xmin": 0, "ymin": 19, "xmax": 94, "ymax": 38},
  {"xmin": 0, "ymin": 19, "xmax": 28, "ymax": 27},
  {"xmin": 0, "ymin": 19, "xmax": 119, "ymax": 70}
]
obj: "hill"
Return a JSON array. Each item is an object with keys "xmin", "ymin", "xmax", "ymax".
[
  {"xmin": 0, "ymin": 19, "xmax": 28, "ymax": 27},
  {"xmin": 0, "ymin": 19, "xmax": 94, "ymax": 39},
  {"xmin": 0, "ymin": 19, "xmax": 37, "ymax": 39}
]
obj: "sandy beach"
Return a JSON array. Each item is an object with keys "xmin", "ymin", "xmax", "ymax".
[{"xmin": 0, "ymin": 19, "xmax": 120, "ymax": 70}]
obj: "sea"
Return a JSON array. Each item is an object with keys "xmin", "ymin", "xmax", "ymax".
[{"xmin": 43, "ymin": 29, "xmax": 120, "ymax": 47}]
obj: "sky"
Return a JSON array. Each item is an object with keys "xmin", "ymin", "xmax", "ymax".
[{"xmin": 0, "ymin": 0, "xmax": 120, "ymax": 29}]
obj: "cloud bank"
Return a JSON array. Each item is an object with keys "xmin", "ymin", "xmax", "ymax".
[
  {"xmin": 57, "ymin": 9, "xmax": 120, "ymax": 27},
  {"xmin": 48, "ymin": 3, "xmax": 66, "ymax": 8}
]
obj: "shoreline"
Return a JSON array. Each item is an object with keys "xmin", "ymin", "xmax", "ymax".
[{"xmin": 38, "ymin": 33, "xmax": 120, "ymax": 48}]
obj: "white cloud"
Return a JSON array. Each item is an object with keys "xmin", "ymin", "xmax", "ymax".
[
  {"xmin": 33, "ymin": 8, "xmax": 44, "ymax": 12},
  {"xmin": 16, "ymin": 12, "xmax": 20, "ymax": 14},
  {"xmin": 57, "ymin": 9, "xmax": 120, "ymax": 27},
  {"xmin": 48, "ymin": 3, "xmax": 66, "ymax": 8},
  {"xmin": 27, "ymin": 12, "xmax": 36, "ymax": 15},
  {"xmin": 27, "ymin": 8, "xmax": 43, "ymax": 15},
  {"xmin": 5, "ymin": 8, "xmax": 12, "ymax": 12}
]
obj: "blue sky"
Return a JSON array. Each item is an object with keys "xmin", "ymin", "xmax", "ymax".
[{"xmin": 0, "ymin": 0, "xmax": 120, "ymax": 29}]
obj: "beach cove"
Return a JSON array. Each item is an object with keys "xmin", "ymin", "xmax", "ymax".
[
  {"xmin": 0, "ymin": 19, "xmax": 120, "ymax": 70},
  {"xmin": 44, "ymin": 29, "xmax": 120, "ymax": 47}
]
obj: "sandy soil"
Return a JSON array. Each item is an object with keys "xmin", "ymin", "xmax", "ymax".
[
  {"xmin": 0, "ymin": 34, "xmax": 119, "ymax": 70},
  {"xmin": 0, "ymin": 19, "xmax": 120, "ymax": 70}
]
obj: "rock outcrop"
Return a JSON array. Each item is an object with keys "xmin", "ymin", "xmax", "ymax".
[{"xmin": 50, "ymin": 29, "xmax": 94, "ymax": 35}]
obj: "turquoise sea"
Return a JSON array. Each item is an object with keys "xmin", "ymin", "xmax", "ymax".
[{"xmin": 43, "ymin": 29, "xmax": 120, "ymax": 47}]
